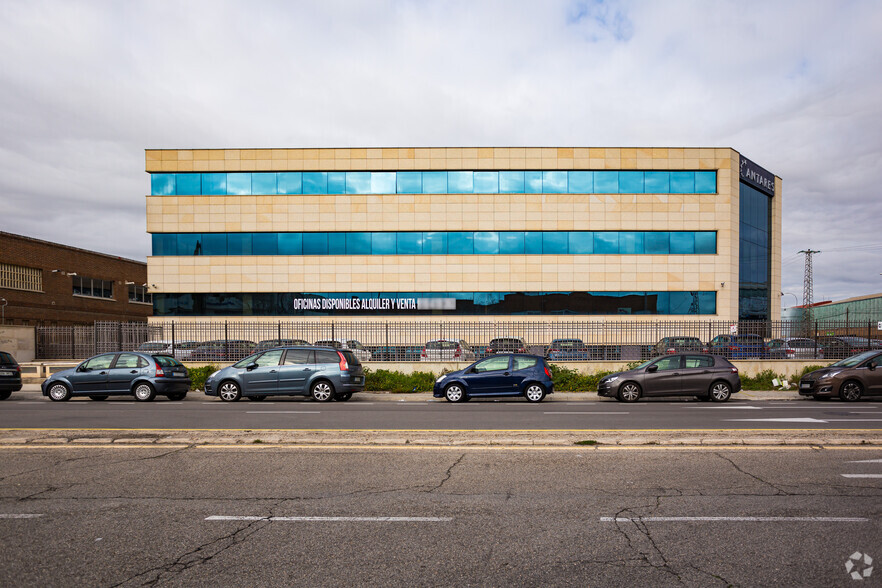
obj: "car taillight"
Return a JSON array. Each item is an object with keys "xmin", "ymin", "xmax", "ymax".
[
  {"xmin": 486, "ymin": 347, "xmax": 492, "ymax": 354},
  {"xmin": 786, "ymin": 348, "xmax": 795, "ymax": 355},
  {"xmin": 14, "ymin": 365, "xmax": 21, "ymax": 373},
  {"xmin": 667, "ymin": 348, "xmax": 675, "ymax": 353},
  {"xmin": 155, "ymin": 362, "xmax": 165, "ymax": 377},
  {"xmin": 337, "ymin": 352, "xmax": 349, "ymax": 371},
  {"xmin": 518, "ymin": 347, "xmax": 525, "ymax": 353},
  {"xmin": 454, "ymin": 348, "xmax": 461, "ymax": 358},
  {"xmin": 544, "ymin": 365, "xmax": 552, "ymax": 378},
  {"xmin": 730, "ymin": 367, "xmax": 738, "ymax": 373},
  {"xmin": 421, "ymin": 349, "xmax": 427, "ymax": 358},
  {"xmin": 702, "ymin": 347, "xmax": 708, "ymax": 353}
]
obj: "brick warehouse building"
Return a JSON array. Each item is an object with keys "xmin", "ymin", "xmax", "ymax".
[{"xmin": 0, "ymin": 232, "xmax": 152, "ymax": 326}]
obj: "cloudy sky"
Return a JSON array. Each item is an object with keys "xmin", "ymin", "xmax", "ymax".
[{"xmin": 1, "ymin": 0, "xmax": 880, "ymax": 307}]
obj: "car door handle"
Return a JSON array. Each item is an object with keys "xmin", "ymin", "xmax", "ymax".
[
  {"xmin": 504, "ymin": 372, "xmax": 510, "ymax": 376},
  {"xmin": 303, "ymin": 368, "xmax": 312, "ymax": 372},
  {"xmin": 130, "ymin": 370, "xmax": 138, "ymax": 374},
  {"xmin": 270, "ymin": 370, "xmax": 277, "ymax": 373},
  {"xmin": 100, "ymin": 371, "xmax": 107, "ymax": 375}
]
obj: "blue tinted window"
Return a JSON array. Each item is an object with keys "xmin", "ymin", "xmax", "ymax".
[
  {"xmin": 474, "ymin": 232, "xmax": 500, "ymax": 254},
  {"xmin": 670, "ymin": 172, "xmax": 694, "ymax": 194},
  {"xmin": 176, "ymin": 234, "xmax": 200, "ymax": 256},
  {"xmin": 202, "ymin": 174, "xmax": 227, "ymax": 195},
  {"xmin": 253, "ymin": 233, "xmax": 278, "ymax": 255},
  {"xmin": 303, "ymin": 233, "xmax": 328, "ymax": 255},
  {"xmin": 328, "ymin": 233, "xmax": 346, "ymax": 254},
  {"xmin": 670, "ymin": 232, "xmax": 695, "ymax": 254},
  {"xmin": 397, "ymin": 233, "xmax": 423, "ymax": 254},
  {"xmin": 525, "ymin": 171, "xmax": 543, "ymax": 193},
  {"xmin": 277, "ymin": 172, "xmax": 302, "ymax": 194},
  {"xmin": 448, "ymin": 172, "xmax": 474, "ymax": 194},
  {"xmin": 345, "ymin": 172, "xmax": 371, "ymax": 194},
  {"xmin": 594, "ymin": 232, "xmax": 619, "ymax": 254},
  {"xmin": 371, "ymin": 233, "xmax": 396, "ymax": 255},
  {"xmin": 397, "ymin": 172, "xmax": 421, "ymax": 194},
  {"xmin": 370, "ymin": 172, "xmax": 396, "ymax": 194},
  {"xmin": 695, "ymin": 231, "xmax": 716, "ymax": 254},
  {"xmin": 448, "ymin": 232, "xmax": 474, "ymax": 254},
  {"xmin": 302, "ymin": 173, "xmax": 327, "ymax": 194},
  {"xmin": 499, "ymin": 171, "xmax": 525, "ymax": 193},
  {"xmin": 151, "ymin": 174, "xmax": 175, "ymax": 196},
  {"xmin": 423, "ymin": 232, "xmax": 447, "ymax": 254},
  {"xmin": 422, "ymin": 172, "xmax": 447, "ymax": 193},
  {"xmin": 525, "ymin": 232, "xmax": 543, "ymax": 254},
  {"xmin": 202, "ymin": 234, "xmax": 227, "ymax": 255},
  {"xmin": 594, "ymin": 172, "xmax": 619, "ymax": 194},
  {"xmin": 695, "ymin": 171, "xmax": 716, "ymax": 193},
  {"xmin": 542, "ymin": 171, "xmax": 567, "ymax": 193},
  {"xmin": 473, "ymin": 172, "xmax": 498, "ymax": 193},
  {"xmin": 175, "ymin": 173, "xmax": 201, "ymax": 195},
  {"xmin": 327, "ymin": 172, "xmax": 345, "ymax": 194},
  {"xmin": 227, "ymin": 233, "xmax": 252, "ymax": 255},
  {"xmin": 227, "ymin": 173, "xmax": 251, "ymax": 195},
  {"xmin": 251, "ymin": 173, "xmax": 277, "ymax": 195},
  {"xmin": 618, "ymin": 171, "xmax": 644, "ymax": 194},
  {"xmin": 499, "ymin": 232, "xmax": 525, "ymax": 254},
  {"xmin": 644, "ymin": 172, "xmax": 669, "ymax": 193},
  {"xmin": 644, "ymin": 232, "xmax": 670, "ymax": 254},
  {"xmin": 542, "ymin": 232, "xmax": 568, "ymax": 254},
  {"xmin": 152, "ymin": 234, "xmax": 176, "ymax": 255},
  {"xmin": 277, "ymin": 233, "xmax": 302, "ymax": 255},
  {"xmin": 568, "ymin": 232, "xmax": 593, "ymax": 254},
  {"xmin": 345, "ymin": 232, "xmax": 371, "ymax": 254},
  {"xmin": 568, "ymin": 171, "xmax": 593, "ymax": 193},
  {"xmin": 619, "ymin": 232, "xmax": 644, "ymax": 254}
]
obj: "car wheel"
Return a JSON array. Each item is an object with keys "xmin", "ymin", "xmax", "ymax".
[
  {"xmin": 219, "ymin": 381, "xmax": 242, "ymax": 402},
  {"xmin": 311, "ymin": 381, "xmax": 335, "ymax": 402},
  {"xmin": 839, "ymin": 380, "xmax": 863, "ymax": 402},
  {"xmin": 246, "ymin": 395, "xmax": 266, "ymax": 401},
  {"xmin": 709, "ymin": 381, "xmax": 732, "ymax": 403},
  {"xmin": 88, "ymin": 395, "xmax": 109, "ymax": 401},
  {"xmin": 617, "ymin": 382, "xmax": 641, "ymax": 403},
  {"xmin": 48, "ymin": 383, "xmax": 71, "ymax": 402},
  {"xmin": 335, "ymin": 392, "xmax": 352, "ymax": 402},
  {"xmin": 524, "ymin": 384, "xmax": 546, "ymax": 403},
  {"xmin": 134, "ymin": 383, "xmax": 156, "ymax": 402},
  {"xmin": 0, "ymin": 391, "xmax": 11, "ymax": 401},
  {"xmin": 167, "ymin": 392, "xmax": 187, "ymax": 401},
  {"xmin": 444, "ymin": 384, "xmax": 465, "ymax": 403}
]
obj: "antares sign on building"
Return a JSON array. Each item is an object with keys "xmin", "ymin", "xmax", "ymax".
[{"xmin": 739, "ymin": 155, "xmax": 776, "ymax": 196}]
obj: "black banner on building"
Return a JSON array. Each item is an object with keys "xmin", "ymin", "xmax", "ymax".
[{"xmin": 739, "ymin": 155, "xmax": 776, "ymax": 196}]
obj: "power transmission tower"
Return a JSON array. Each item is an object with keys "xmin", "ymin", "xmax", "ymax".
[{"xmin": 798, "ymin": 249, "xmax": 820, "ymax": 334}]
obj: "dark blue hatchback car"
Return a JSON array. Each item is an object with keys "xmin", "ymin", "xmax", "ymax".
[{"xmin": 432, "ymin": 353, "xmax": 554, "ymax": 402}]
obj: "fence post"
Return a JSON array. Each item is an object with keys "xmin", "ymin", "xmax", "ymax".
[
  {"xmin": 278, "ymin": 320, "xmax": 282, "ymax": 341},
  {"xmin": 171, "ymin": 321, "xmax": 176, "ymax": 357},
  {"xmin": 224, "ymin": 321, "xmax": 229, "ymax": 359},
  {"xmin": 93, "ymin": 323, "xmax": 97, "ymax": 356}
]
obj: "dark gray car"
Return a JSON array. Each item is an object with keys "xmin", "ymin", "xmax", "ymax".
[
  {"xmin": 0, "ymin": 351, "xmax": 22, "ymax": 400},
  {"xmin": 204, "ymin": 346, "xmax": 365, "ymax": 402},
  {"xmin": 597, "ymin": 353, "xmax": 741, "ymax": 402}
]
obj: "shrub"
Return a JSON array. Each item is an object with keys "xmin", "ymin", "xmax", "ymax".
[
  {"xmin": 187, "ymin": 364, "xmax": 220, "ymax": 391},
  {"xmin": 363, "ymin": 368, "xmax": 437, "ymax": 393}
]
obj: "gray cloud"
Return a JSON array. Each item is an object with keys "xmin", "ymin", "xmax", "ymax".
[{"xmin": 1, "ymin": 0, "xmax": 880, "ymax": 304}]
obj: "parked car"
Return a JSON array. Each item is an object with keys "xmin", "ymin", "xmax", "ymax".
[
  {"xmin": 597, "ymin": 353, "xmax": 741, "ymax": 403},
  {"xmin": 485, "ymin": 337, "xmax": 528, "ymax": 355},
  {"xmin": 767, "ymin": 338, "xmax": 823, "ymax": 360},
  {"xmin": 41, "ymin": 352, "xmax": 190, "ymax": 402},
  {"xmin": 421, "ymin": 339, "xmax": 476, "ymax": 362},
  {"xmin": 432, "ymin": 354, "xmax": 554, "ymax": 403},
  {"xmin": 189, "ymin": 340, "xmax": 256, "ymax": 361},
  {"xmin": 815, "ymin": 337, "xmax": 874, "ymax": 360},
  {"xmin": 545, "ymin": 339, "xmax": 589, "ymax": 361},
  {"xmin": 312, "ymin": 338, "xmax": 372, "ymax": 362},
  {"xmin": 651, "ymin": 337, "xmax": 707, "ymax": 355},
  {"xmin": 0, "ymin": 351, "xmax": 23, "ymax": 400},
  {"xmin": 707, "ymin": 334, "xmax": 768, "ymax": 359},
  {"xmin": 137, "ymin": 340, "xmax": 200, "ymax": 360},
  {"xmin": 256, "ymin": 339, "xmax": 310, "ymax": 352},
  {"xmin": 204, "ymin": 346, "xmax": 365, "ymax": 402},
  {"xmin": 798, "ymin": 350, "xmax": 882, "ymax": 401},
  {"xmin": 370, "ymin": 346, "xmax": 423, "ymax": 362}
]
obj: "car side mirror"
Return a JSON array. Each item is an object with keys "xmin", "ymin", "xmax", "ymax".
[
  {"xmin": 869, "ymin": 362, "xmax": 877, "ymax": 371},
  {"xmin": 646, "ymin": 365, "xmax": 658, "ymax": 373},
  {"xmin": 246, "ymin": 362, "xmax": 258, "ymax": 371}
]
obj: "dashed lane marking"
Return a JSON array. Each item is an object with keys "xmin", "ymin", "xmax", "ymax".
[
  {"xmin": 544, "ymin": 412, "xmax": 629, "ymax": 415},
  {"xmin": 246, "ymin": 411, "xmax": 320, "ymax": 414},
  {"xmin": 206, "ymin": 515, "xmax": 453, "ymax": 522},
  {"xmin": 0, "ymin": 514, "xmax": 44, "ymax": 519},
  {"xmin": 848, "ymin": 459, "xmax": 882, "ymax": 463},
  {"xmin": 841, "ymin": 474, "xmax": 882, "ymax": 478}
]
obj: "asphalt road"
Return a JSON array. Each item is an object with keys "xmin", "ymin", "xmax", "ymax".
[
  {"xmin": 2, "ymin": 385, "xmax": 881, "ymax": 431},
  {"xmin": 0, "ymin": 446, "xmax": 879, "ymax": 586}
]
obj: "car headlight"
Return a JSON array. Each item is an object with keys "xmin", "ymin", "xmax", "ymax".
[
  {"xmin": 436, "ymin": 375, "xmax": 446, "ymax": 383},
  {"xmin": 605, "ymin": 376, "xmax": 619, "ymax": 384},
  {"xmin": 820, "ymin": 371, "xmax": 840, "ymax": 379}
]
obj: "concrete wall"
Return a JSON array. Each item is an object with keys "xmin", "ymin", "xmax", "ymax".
[{"xmin": 0, "ymin": 325, "xmax": 36, "ymax": 362}]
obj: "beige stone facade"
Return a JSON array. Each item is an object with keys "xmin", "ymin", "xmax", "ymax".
[{"xmin": 145, "ymin": 147, "xmax": 781, "ymax": 325}]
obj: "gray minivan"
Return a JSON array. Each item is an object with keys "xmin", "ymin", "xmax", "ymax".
[{"xmin": 204, "ymin": 346, "xmax": 365, "ymax": 402}]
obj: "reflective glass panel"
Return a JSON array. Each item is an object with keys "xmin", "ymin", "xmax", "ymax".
[
  {"xmin": 447, "ymin": 172, "xmax": 474, "ymax": 194},
  {"xmin": 396, "ymin": 233, "xmax": 423, "ymax": 255},
  {"xmin": 328, "ymin": 233, "xmax": 346, "ymax": 254},
  {"xmin": 345, "ymin": 172, "xmax": 371, "ymax": 194},
  {"xmin": 695, "ymin": 231, "xmax": 716, "ymax": 254},
  {"xmin": 252, "ymin": 233, "xmax": 278, "ymax": 255},
  {"xmin": 202, "ymin": 173, "xmax": 227, "ymax": 195},
  {"xmin": 525, "ymin": 232, "xmax": 543, "ymax": 254},
  {"xmin": 568, "ymin": 171, "xmax": 593, "ymax": 193},
  {"xmin": 499, "ymin": 171, "xmax": 525, "ymax": 193},
  {"xmin": 152, "ymin": 234, "xmax": 176, "ymax": 256},
  {"xmin": 227, "ymin": 233, "xmax": 252, "ymax": 255},
  {"xmin": 473, "ymin": 172, "xmax": 499, "ymax": 193},
  {"xmin": 525, "ymin": 171, "xmax": 543, "ymax": 193},
  {"xmin": 670, "ymin": 232, "xmax": 695, "ymax": 254},
  {"xmin": 644, "ymin": 172, "xmax": 669, "ymax": 193},
  {"xmin": 542, "ymin": 232, "xmax": 568, "ymax": 254},
  {"xmin": 175, "ymin": 173, "xmax": 201, "ymax": 195},
  {"xmin": 177, "ymin": 234, "xmax": 200, "ymax": 256},
  {"xmin": 473, "ymin": 232, "xmax": 500, "ymax": 254},
  {"xmin": 303, "ymin": 233, "xmax": 328, "ymax": 255},
  {"xmin": 277, "ymin": 172, "xmax": 302, "ymax": 195},
  {"xmin": 202, "ymin": 234, "xmax": 227, "ymax": 255},
  {"xmin": 227, "ymin": 173, "xmax": 251, "ymax": 195},
  {"xmin": 695, "ymin": 171, "xmax": 716, "ymax": 193},
  {"xmin": 644, "ymin": 232, "xmax": 670, "ymax": 254},
  {"xmin": 327, "ymin": 172, "xmax": 345, "ymax": 194},
  {"xmin": 594, "ymin": 172, "xmax": 619, "ymax": 194},
  {"xmin": 594, "ymin": 232, "xmax": 619, "ymax": 254},
  {"xmin": 448, "ymin": 232, "xmax": 474, "ymax": 254},
  {"xmin": 542, "ymin": 171, "xmax": 567, "ymax": 193},
  {"xmin": 619, "ymin": 232, "xmax": 644, "ymax": 254},
  {"xmin": 151, "ymin": 174, "xmax": 175, "ymax": 195},
  {"xmin": 422, "ymin": 172, "xmax": 447, "ymax": 193},
  {"xmin": 397, "ymin": 172, "xmax": 422, "ymax": 194},
  {"xmin": 371, "ymin": 172, "xmax": 397, "ymax": 194},
  {"xmin": 277, "ymin": 233, "xmax": 302, "ymax": 255},
  {"xmin": 251, "ymin": 173, "xmax": 277, "ymax": 195},
  {"xmin": 345, "ymin": 232, "xmax": 371, "ymax": 254},
  {"xmin": 371, "ymin": 233, "xmax": 396, "ymax": 255},
  {"xmin": 499, "ymin": 232, "xmax": 525, "ymax": 254},
  {"xmin": 568, "ymin": 232, "xmax": 594, "ymax": 254},
  {"xmin": 618, "ymin": 171, "xmax": 644, "ymax": 194},
  {"xmin": 423, "ymin": 231, "xmax": 447, "ymax": 254},
  {"xmin": 670, "ymin": 172, "xmax": 695, "ymax": 194},
  {"xmin": 302, "ymin": 173, "xmax": 328, "ymax": 194}
]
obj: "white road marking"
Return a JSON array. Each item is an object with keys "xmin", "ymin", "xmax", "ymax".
[
  {"xmin": 841, "ymin": 474, "xmax": 882, "ymax": 478},
  {"xmin": 688, "ymin": 406, "xmax": 762, "ymax": 410},
  {"xmin": 725, "ymin": 418, "xmax": 828, "ymax": 423},
  {"xmin": 823, "ymin": 419, "xmax": 882, "ymax": 422},
  {"xmin": 206, "ymin": 515, "xmax": 453, "ymax": 522},
  {"xmin": 600, "ymin": 516, "xmax": 868, "ymax": 522},
  {"xmin": 0, "ymin": 514, "xmax": 43, "ymax": 519},
  {"xmin": 246, "ymin": 411, "xmax": 320, "ymax": 414},
  {"xmin": 850, "ymin": 412, "xmax": 882, "ymax": 414},
  {"xmin": 847, "ymin": 459, "xmax": 882, "ymax": 463},
  {"xmin": 544, "ymin": 412, "xmax": 629, "ymax": 415},
  {"xmin": 16, "ymin": 402, "xmax": 43, "ymax": 405}
]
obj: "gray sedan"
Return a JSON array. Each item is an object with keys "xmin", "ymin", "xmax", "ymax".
[{"xmin": 597, "ymin": 353, "xmax": 741, "ymax": 402}]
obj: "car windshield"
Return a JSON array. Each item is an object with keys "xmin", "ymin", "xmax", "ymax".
[
  {"xmin": 427, "ymin": 341, "xmax": 457, "ymax": 350},
  {"xmin": 830, "ymin": 351, "xmax": 880, "ymax": 368},
  {"xmin": 153, "ymin": 355, "xmax": 183, "ymax": 367}
]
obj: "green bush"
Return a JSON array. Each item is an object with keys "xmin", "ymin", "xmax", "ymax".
[
  {"xmin": 363, "ymin": 368, "xmax": 437, "ymax": 393},
  {"xmin": 739, "ymin": 364, "xmax": 829, "ymax": 390},
  {"xmin": 187, "ymin": 364, "xmax": 220, "ymax": 391}
]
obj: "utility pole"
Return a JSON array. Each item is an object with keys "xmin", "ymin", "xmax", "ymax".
[{"xmin": 798, "ymin": 249, "xmax": 820, "ymax": 335}]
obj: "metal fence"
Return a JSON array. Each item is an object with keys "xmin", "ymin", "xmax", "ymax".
[{"xmin": 35, "ymin": 319, "xmax": 882, "ymax": 361}]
